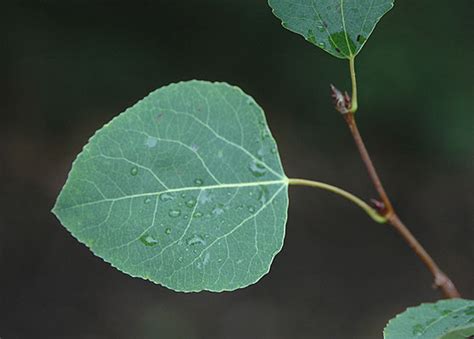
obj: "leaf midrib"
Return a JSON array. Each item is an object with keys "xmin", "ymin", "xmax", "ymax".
[
  {"xmin": 340, "ymin": 0, "xmax": 354, "ymax": 57},
  {"xmin": 54, "ymin": 179, "xmax": 289, "ymax": 211},
  {"xmin": 310, "ymin": 0, "xmax": 344, "ymax": 57}
]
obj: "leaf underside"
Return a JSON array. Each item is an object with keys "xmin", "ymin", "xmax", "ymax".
[
  {"xmin": 53, "ymin": 80, "xmax": 289, "ymax": 292},
  {"xmin": 268, "ymin": 0, "xmax": 394, "ymax": 59},
  {"xmin": 384, "ymin": 299, "xmax": 474, "ymax": 339}
]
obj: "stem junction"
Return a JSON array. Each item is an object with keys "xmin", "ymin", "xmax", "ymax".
[{"xmin": 326, "ymin": 57, "xmax": 460, "ymax": 298}]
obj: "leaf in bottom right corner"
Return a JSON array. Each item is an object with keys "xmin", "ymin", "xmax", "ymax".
[{"xmin": 384, "ymin": 299, "xmax": 474, "ymax": 339}]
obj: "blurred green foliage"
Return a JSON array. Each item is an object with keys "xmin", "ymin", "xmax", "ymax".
[{"xmin": 4, "ymin": 0, "xmax": 473, "ymax": 161}]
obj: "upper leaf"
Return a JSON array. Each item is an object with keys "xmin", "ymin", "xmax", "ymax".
[
  {"xmin": 268, "ymin": 0, "xmax": 394, "ymax": 59},
  {"xmin": 384, "ymin": 299, "xmax": 474, "ymax": 339},
  {"xmin": 53, "ymin": 80, "xmax": 289, "ymax": 292}
]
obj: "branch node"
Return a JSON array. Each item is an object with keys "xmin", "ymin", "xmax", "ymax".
[
  {"xmin": 330, "ymin": 84, "xmax": 351, "ymax": 114},
  {"xmin": 370, "ymin": 198, "xmax": 385, "ymax": 212},
  {"xmin": 433, "ymin": 272, "xmax": 460, "ymax": 298},
  {"xmin": 371, "ymin": 198, "xmax": 395, "ymax": 219}
]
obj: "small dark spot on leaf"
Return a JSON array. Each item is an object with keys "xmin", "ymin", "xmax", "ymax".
[
  {"xmin": 356, "ymin": 34, "xmax": 367, "ymax": 44},
  {"xmin": 329, "ymin": 32, "xmax": 356, "ymax": 55}
]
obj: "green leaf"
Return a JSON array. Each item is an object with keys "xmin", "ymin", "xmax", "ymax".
[
  {"xmin": 384, "ymin": 299, "xmax": 474, "ymax": 339},
  {"xmin": 268, "ymin": 0, "xmax": 394, "ymax": 59},
  {"xmin": 53, "ymin": 80, "xmax": 289, "ymax": 292}
]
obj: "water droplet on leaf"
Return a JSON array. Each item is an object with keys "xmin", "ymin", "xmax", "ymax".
[
  {"xmin": 198, "ymin": 190, "xmax": 212, "ymax": 204},
  {"xmin": 412, "ymin": 324, "xmax": 424, "ymax": 336},
  {"xmin": 306, "ymin": 29, "xmax": 316, "ymax": 44},
  {"xmin": 169, "ymin": 209, "xmax": 181, "ymax": 218},
  {"xmin": 130, "ymin": 167, "xmax": 138, "ymax": 176},
  {"xmin": 159, "ymin": 193, "xmax": 174, "ymax": 202},
  {"xmin": 185, "ymin": 198, "xmax": 197, "ymax": 208},
  {"xmin": 257, "ymin": 186, "xmax": 270, "ymax": 204},
  {"xmin": 186, "ymin": 234, "xmax": 206, "ymax": 246},
  {"xmin": 203, "ymin": 252, "xmax": 210, "ymax": 266},
  {"xmin": 212, "ymin": 205, "xmax": 224, "ymax": 216},
  {"xmin": 145, "ymin": 136, "xmax": 158, "ymax": 148},
  {"xmin": 140, "ymin": 234, "xmax": 158, "ymax": 247},
  {"xmin": 248, "ymin": 161, "xmax": 267, "ymax": 177}
]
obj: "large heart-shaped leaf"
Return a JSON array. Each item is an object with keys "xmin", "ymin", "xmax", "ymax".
[
  {"xmin": 53, "ymin": 80, "xmax": 289, "ymax": 292},
  {"xmin": 384, "ymin": 299, "xmax": 474, "ymax": 339},
  {"xmin": 268, "ymin": 0, "xmax": 394, "ymax": 59}
]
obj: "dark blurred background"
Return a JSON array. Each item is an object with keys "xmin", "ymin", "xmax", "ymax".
[{"xmin": 1, "ymin": 0, "xmax": 473, "ymax": 338}]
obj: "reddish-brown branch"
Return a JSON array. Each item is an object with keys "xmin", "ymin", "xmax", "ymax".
[
  {"xmin": 343, "ymin": 113, "xmax": 460, "ymax": 299},
  {"xmin": 343, "ymin": 114, "xmax": 393, "ymax": 217}
]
